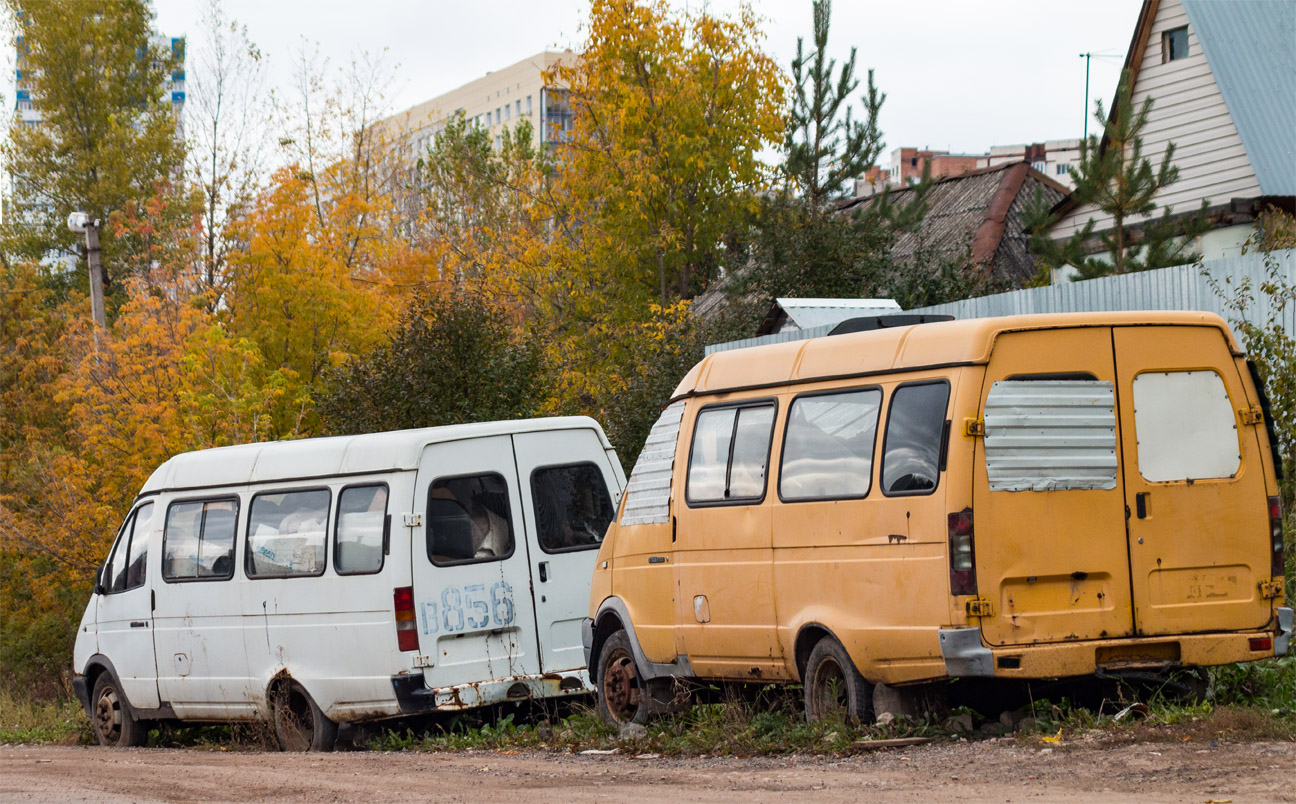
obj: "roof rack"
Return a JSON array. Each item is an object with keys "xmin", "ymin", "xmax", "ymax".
[{"xmin": 827, "ymin": 314, "xmax": 955, "ymax": 336}]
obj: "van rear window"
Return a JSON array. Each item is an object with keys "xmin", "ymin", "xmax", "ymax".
[
  {"xmin": 163, "ymin": 498, "xmax": 238, "ymax": 582},
  {"xmin": 1132, "ymin": 370, "xmax": 1240, "ymax": 481},
  {"xmin": 780, "ymin": 388, "xmax": 882, "ymax": 501},
  {"xmin": 880, "ymin": 382, "xmax": 950, "ymax": 496},
  {"xmin": 246, "ymin": 489, "xmax": 330, "ymax": 578},
  {"xmin": 686, "ymin": 402, "xmax": 776, "ymax": 505},
  {"xmin": 427, "ymin": 473, "xmax": 516, "ymax": 565},
  {"xmin": 531, "ymin": 463, "xmax": 615, "ymax": 552}
]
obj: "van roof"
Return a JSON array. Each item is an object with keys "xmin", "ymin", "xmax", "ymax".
[
  {"xmin": 139, "ymin": 416, "xmax": 611, "ymax": 495},
  {"xmin": 675, "ymin": 311, "xmax": 1240, "ymax": 399}
]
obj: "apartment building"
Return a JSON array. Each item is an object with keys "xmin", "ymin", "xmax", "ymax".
[
  {"xmin": 14, "ymin": 31, "xmax": 185, "ymax": 128},
  {"xmin": 980, "ymin": 140, "xmax": 1081, "ymax": 188},
  {"xmin": 381, "ymin": 50, "xmax": 576, "ymax": 160}
]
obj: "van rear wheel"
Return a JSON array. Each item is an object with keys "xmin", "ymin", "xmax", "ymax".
[
  {"xmin": 273, "ymin": 681, "xmax": 337, "ymax": 752},
  {"xmin": 804, "ymin": 637, "xmax": 874, "ymax": 725},
  {"xmin": 597, "ymin": 630, "xmax": 650, "ymax": 725},
  {"xmin": 90, "ymin": 673, "xmax": 148, "ymax": 747}
]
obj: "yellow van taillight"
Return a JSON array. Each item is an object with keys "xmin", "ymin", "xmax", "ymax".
[
  {"xmin": 1271, "ymin": 497, "xmax": 1285, "ymax": 580},
  {"xmin": 394, "ymin": 586, "xmax": 419, "ymax": 652},
  {"xmin": 948, "ymin": 509, "xmax": 977, "ymax": 596}
]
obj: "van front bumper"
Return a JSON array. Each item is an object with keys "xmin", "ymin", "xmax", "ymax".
[
  {"xmin": 938, "ymin": 625, "xmax": 1286, "ymax": 679},
  {"xmin": 72, "ymin": 674, "xmax": 91, "ymax": 717}
]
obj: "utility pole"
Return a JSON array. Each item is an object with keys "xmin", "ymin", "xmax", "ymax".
[
  {"xmin": 68, "ymin": 212, "xmax": 105, "ymax": 327},
  {"xmin": 1079, "ymin": 52, "xmax": 1092, "ymax": 140}
]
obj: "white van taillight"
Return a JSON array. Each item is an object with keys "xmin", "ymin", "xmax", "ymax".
[
  {"xmin": 1271, "ymin": 497, "xmax": 1285, "ymax": 579},
  {"xmin": 394, "ymin": 586, "xmax": 419, "ymax": 652},
  {"xmin": 948, "ymin": 509, "xmax": 977, "ymax": 596}
]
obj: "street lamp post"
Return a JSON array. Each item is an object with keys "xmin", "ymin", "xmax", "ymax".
[{"xmin": 67, "ymin": 212, "xmax": 105, "ymax": 328}]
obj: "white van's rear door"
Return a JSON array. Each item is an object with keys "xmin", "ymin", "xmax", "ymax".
[
  {"xmin": 411, "ymin": 436, "xmax": 541, "ymax": 690},
  {"xmin": 512, "ymin": 428, "xmax": 622, "ymax": 673}
]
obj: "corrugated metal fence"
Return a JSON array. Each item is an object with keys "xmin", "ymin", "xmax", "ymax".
[{"xmin": 907, "ymin": 250, "xmax": 1296, "ymax": 335}]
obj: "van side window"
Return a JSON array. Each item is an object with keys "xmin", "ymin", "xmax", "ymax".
[
  {"xmin": 103, "ymin": 513, "xmax": 133, "ymax": 594},
  {"xmin": 427, "ymin": 473, "xmax": 515, "ymax": 565},
  {"xmin": 163, "ymin": 498, "xmax": 239, "ymax": 582},
  {"xmin": 881, "ymin": 382, "xmax": 950, "ymax": 496},
  {"xmin": 335, "ymin": 485, "xmax": 388, "ymax": 575},
  {"xmin": 780, "ymin": 388, "xmax": 882, "ymax": 501},
  {"xmin": 124, "ymin": 502, "xmax": 154, "ymax": 590},
  {"xmin": 686, "ymin": 402, "xmax": 776, "ymax": 504},
  {"xmin": 1132, "ymin": 370, "xmax": 1240, "ymax": 482},
  {"xmin": 532, "ymin": 463, "xmax": 615, "ymax": 552},
  {"xmin": 246, "ymin": 489, "xmax": 330, "ymax": 578}
]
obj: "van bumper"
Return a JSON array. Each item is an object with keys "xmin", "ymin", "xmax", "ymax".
[
  {"xmin": 581, "ymin": 618, "xmax": 594, "ymax": 668},
  {"xmin": 938, "ymin": 626, "xmax": 1284, "ymax": 678},
  {"xmin": 1277, "ymin": 607, "xmax": 1293, "ymax": 657},
  {"xmin": 391, "ymin": 670, "xmax": 592, "ymax": 714}
]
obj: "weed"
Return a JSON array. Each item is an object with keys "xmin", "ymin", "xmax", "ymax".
[{"xmin": 0, "ymin": 688, "xmax": 92, "ymax": 745}]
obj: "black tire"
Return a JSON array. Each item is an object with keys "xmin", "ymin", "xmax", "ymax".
[
  {"xmin": 803, "ymin": 637, "xmax": 874, "ymax": 724},
  {"xmin": 596, "ymin": 630, "xmax": 652, "ymax": 726},
  {"xmin": 90, "ymin": 673, "xmax": 148, "ymax": 747},
  {"xmin": 273, "ymin": 681, "xmax": 337, "ymax": 752}
]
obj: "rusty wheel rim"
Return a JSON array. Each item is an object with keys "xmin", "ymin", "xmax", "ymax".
[
  {"xmin": 94, "ymin": 685, "xmax": 123, "ymax": 744},
  {"xmin": 601, "ymin": 648, "xmax": 641, "ymax": 724},
  {"xmin": 810, "ymin": 657, "xmax": 848, "ymax": 720}
]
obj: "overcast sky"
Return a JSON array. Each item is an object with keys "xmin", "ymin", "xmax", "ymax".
[{"xmin": 153, "ymin": 0, "xmax": 1140, "ymax": 157}]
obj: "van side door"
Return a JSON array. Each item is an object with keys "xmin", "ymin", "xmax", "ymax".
[
  {"xmin": 410, "ymin": 436, "xmax": 541, "ymax": 695},
  {"xmin": 1113, "ymin": 325, "xmax": 1274, "ymax": 636},
  {"xmin": 95, "ymin": 502, "xmax": 160, "ymax": 709},
  {"xmin": 512, "ymin": 428, "xmax": 622, "ymax": 673}
]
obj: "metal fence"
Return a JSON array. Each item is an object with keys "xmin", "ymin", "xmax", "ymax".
[
  {"xmin": 907, "ymin": 250, "xmax": 1296, "ymax": 335},
  {"xmin": 705, "ymin": 250, "xmax": 1295, "ymax": 355}
]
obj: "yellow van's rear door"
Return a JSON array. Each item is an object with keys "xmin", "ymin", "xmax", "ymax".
[
  {"xmin": 1113, "ymin": 326, "xmax": 1272, "ymax": 637},
  {"xmin": 975, "ymin": 328, "xmax": 1136, "ymax": 647}
]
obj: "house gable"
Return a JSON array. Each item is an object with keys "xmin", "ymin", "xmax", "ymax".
[{"xmin": 1050, "ymin": 0, "xmax": 1264, "ymax": 242}]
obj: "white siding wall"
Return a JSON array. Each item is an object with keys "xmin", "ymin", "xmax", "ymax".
[{"xmin": 1051, "ymin": 0, "xmax": 1261, "ymax": 242}]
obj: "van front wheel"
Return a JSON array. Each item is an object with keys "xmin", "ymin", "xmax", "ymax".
[
  {"xmin": 273, "ymin": 681, "xmax": 337, "ymax": 752},
  {"xmin": 90, "ymin": 673, "xmax": 148, "ymax": 747},
  {"xmin": 804, "ymin": 637, "xmax": 874, "ymax": 725},
  {"xmin": 597, "ymin": 630, "xmax": 650, "ymax": 725}
]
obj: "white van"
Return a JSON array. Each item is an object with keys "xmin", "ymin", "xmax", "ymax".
[{"xmin": 73, "ymin": 417, "xmax": 625, "ymax": 750}]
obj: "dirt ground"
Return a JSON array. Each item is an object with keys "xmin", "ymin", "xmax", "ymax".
[{"xmin": 2, "ymin": 739, "xmax": 1292, "ymax": 804}]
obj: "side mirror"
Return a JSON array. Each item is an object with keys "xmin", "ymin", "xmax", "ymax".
[{"xmin": 94, "ymin": 567, "xmax": 107, "ymax": 595}]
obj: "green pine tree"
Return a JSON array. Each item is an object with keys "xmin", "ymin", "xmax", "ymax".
[{"xmin": 1031, "ymin": 71, "xmax": 1208, "ymax": 280}]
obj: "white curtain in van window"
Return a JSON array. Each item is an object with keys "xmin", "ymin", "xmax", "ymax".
[
  {"xmin": 984, "ymin": 380, "xmax": 1118, "ymax": 491},
  {"xmin": 1131, "ymin": 370, "xmax": 1240, "ymax": 482}
]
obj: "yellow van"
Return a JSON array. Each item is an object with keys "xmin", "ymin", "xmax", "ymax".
[{"xmin": 583, "ymin": 311, "xmax": 1291, "ymax": 724}]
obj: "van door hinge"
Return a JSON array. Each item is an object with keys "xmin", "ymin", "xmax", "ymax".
[
  {"xmin": 1239, "ymin": 407, "xmax": 1264, "ymax": 426},
  {"xmin": 402, "ymin": 512, "xmax": 422, "ymax": 528},
  {"xmin": 1259, "ymin": 579, "xmax": 1283, "ymax": 599},
  {"xmin": 964, "ymin": 418, "xmax": 985, "ymax": 437},
  {"xmin": 966, "ymin": 596, "xmax": 995, "ymax": 617}
]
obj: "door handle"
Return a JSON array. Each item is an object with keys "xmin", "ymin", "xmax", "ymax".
[
  {"xmin": 538, "ymin": 561, "xmax": 549, "ymax": 583},
  {"xmin": 1136, "ymin": 492, "xmax": 1149, "ymax": 519},
  {"xmin": 130, "ymin": 621, "xmax": 148, "ymax": 628}
]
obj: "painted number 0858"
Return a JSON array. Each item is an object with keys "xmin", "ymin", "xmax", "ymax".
[{"xmin": 419, "ymin": 581, "xmax": 515, "ymax": 635}]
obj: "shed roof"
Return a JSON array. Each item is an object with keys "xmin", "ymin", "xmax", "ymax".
[
  {"xmin": 841, "ymin": 162, "xmax": 1068, "ymax": 285},
  {"xmin": 139, "ymin": 416, "xmax": 610, "ymax": 495},
  {"xmin": 671, "ymin": 310, "xmax": 1237, "ymax": 400}
]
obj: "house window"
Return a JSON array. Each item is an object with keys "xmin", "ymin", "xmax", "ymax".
[
  {"xmin": 1057, "ymin": 163, "xmax": 1070, "ymax": 175},
  {"xmin": 526, "ymin": 95, "xmax": 532, "ymax": 114},
  {"xmin": 1163, "ymin": 26, "xmax": 1189, "ymax": 62}
]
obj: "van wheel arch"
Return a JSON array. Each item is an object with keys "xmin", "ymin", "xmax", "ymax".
[
  {"xmin": 590, "ymin": 612, "xmax": 626, "ymax": 685},
  {"xmin": 794, "ymin": 624, "xmax": 836, "ymax": 682}
]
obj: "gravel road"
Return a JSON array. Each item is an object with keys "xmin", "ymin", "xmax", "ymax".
[{"xmin": 2, "ymin": 739, "xmax": 1292, "ymax": 803}]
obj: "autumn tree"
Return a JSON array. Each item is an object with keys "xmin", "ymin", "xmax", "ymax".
[
  {"xmin": 550, "ymin": 0, "xmax": 785, "ymax": 308},
  {"xmin": 1030, "ymin": 72, "xmax": 1209, "ymax": 279},
  {"xmin": 1, "ymin": 0, "xmax": 187, "ymax": 309},
  {"xmin": 187, "ymin": 0, "xmax": 269, "ymax": 308},
  {"xmin": 318, "ymin": 286, "xmax": 546, "ymax": 434}
]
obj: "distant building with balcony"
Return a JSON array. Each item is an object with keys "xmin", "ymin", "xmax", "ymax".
[
  {"xmin": 13, "ymin": 30, "xmax": 186, "ymax": 128},
  {"xmin": 380, "ymin": 51, "xmax": 576, "ymax": 160}
]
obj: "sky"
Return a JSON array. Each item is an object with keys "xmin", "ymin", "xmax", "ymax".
[{"xmin": 151, "ymin": 1, "xmax": 1138, "ymax": 158}]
